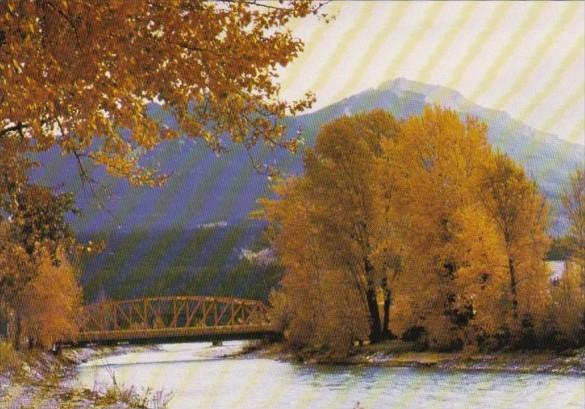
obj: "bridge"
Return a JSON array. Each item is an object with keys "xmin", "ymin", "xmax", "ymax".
[{"xmin": 64, "ymin": 296, "xmax": 278, "ymax": 346}]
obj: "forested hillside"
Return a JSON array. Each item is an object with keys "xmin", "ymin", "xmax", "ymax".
[{"xmin": 32, "ymin": 78, "xmax": 584, "ymax": 302}]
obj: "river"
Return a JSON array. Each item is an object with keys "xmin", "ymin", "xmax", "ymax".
[{"xmin": 74, "ymin": 341, "xmax": 584, "ymax": 409}]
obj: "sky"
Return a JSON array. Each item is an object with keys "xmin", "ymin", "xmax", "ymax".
[{"xmin": 278, "ymin": 1, "xmax": 585, "ymax": 145}]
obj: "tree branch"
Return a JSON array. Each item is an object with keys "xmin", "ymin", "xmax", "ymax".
[
  {"xmin": 0, "ymin": 123, "xmax": 28, "ymax": 139},
  {"xmin": 44, "ymin": 1, "xmax": 81, "ymax": 47}
]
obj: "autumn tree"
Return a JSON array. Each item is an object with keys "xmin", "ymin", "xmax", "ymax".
[
  {"xmin": 0, "ymin": 137, "xmax": 80, "ymax": 349},
  {"xmin": 264, "ymin": 106, "xmax": 559, "ymax": 353},
  {"xmin": 549, "ymin": 262, "xmax": 585, "ymax": 347},
  {"xmin": 262, "ymin": 110, "xmax": 400, "ymax": 348},
  {"xmin": 561, "ymin": 168, "xmax": 585, "ymax": 282},
  {"xmin": 0, "ymin": 0, "xmax": 326, "ymax": 184},
  {"xmin": 263, "ymin": 179, "xmax": 370, "ymax": 355},
  {"xmin": 0, "ymin": 221, "xmax": 36, "ymax": 348},
  {"xmin": 382, "ymin": 109, "xmax": 551, "ymax": 349},
  {"xmin": 0, "ymin": 244, "xmax": 82, "ymax": 351},
  {"xmin": 480, "ymin": 152, "xmax": 551, "ymax": 343},
  {"xmin": 15, "ymin": 250, "xmax": 82, "ymax": 349},
  {"xmin": 547, "ymin": 167, "xmax": 585, "ymax": 347},
  {"xmin": 0, "ymin": 194, "xmax": 80, "ymax": 350},
  {"xmin": 0, "ymin": 0, "xmax": 327, "ymax": 349},
  {"xmin": 382, "ymin": 107, "xmax": 498, "ymax": 350}
]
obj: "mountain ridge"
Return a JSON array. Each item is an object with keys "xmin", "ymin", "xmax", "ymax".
[{"xmin": 32, "ymin": 77, "xmax": 584, "ymax": 301}]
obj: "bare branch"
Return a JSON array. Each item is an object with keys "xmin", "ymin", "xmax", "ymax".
[{"xmin": 0, "ymin": 123, "xmax": 29, "ymax": 138}]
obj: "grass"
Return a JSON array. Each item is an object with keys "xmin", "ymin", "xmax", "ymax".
[
  {"xmin": 0, "ymin": 341, "xmax": 21, "ymax": 373},
  {"xmin": 359, "ymin": 339, "xmax": 425, "ymax": 355},
  {"xmin": 96, "ymin": 382, "xmax": 172, "ymax": 409},
  {"xmin": 94, "ymin": 362, "xmax": 173, "ymax": 409}
]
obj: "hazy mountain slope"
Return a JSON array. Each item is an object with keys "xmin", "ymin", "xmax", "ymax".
[{"xmin": 32, "ymin": 78, "xmax": 584, "ymax": 301}]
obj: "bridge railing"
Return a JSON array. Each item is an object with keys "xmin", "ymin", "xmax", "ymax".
[{"xmin": 78, "ymin": 296, "xmax": 270, "ymax": 334}]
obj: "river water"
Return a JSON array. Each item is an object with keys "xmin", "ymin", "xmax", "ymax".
[{"xmin": 74, "ymin": 342, "xmax": 584, "ymax": 409}]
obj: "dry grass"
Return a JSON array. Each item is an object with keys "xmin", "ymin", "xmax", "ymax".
[
  {"xmin": 93, "ymin": 364, "xmax": 173, "ymax": 409},
  {"xmin": 0, "ymin": 341, "xmax": 21, "ymax": 373}
]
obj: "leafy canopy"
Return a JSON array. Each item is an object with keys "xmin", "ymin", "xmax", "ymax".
[
  {"xmin": 0, "ymin": 0, "xmax": 326, "ymax": 184},
  {"xmin": 263, "ymin": 107, "xmax": 558, "ymax": 352}
]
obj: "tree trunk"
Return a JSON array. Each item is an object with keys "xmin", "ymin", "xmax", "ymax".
[
  {"xmin": 364, "ymin": 258, "xmax": 383, "ymax": 343},
  {"xmin": 381, "ymin": 286, "xmax": 393, "ymax": 339},
  {"xmin": 12, "ymin": 310, "xmax": 22, "ymax": 351},
  {"xmin": 508, "ymin": 257, "xmax": 519, "ymax": 319},
  {"xmin": 366, "ymin": 285, "xmax": 382, "ymax": 343}
]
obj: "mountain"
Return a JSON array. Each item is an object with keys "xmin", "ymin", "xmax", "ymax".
[{"xmin": 32, "ymin": 78, "xmax": 585, "ymax": 302}]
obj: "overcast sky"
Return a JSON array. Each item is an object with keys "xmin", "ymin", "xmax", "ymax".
[{"xmin": 279, "ymin": 1, "xmax": 585, "ymax": 145}]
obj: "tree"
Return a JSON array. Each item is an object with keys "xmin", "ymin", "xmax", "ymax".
[
  {"xmin": 263, "ymin": 179, "xmax": 369, "ymax": 355},
  {"xmin": 448, "ymin": 204, "xmax": 511, "ymax": 349},
  {"xmin": 0, "ymin": 145, "xmax": 80, "ymax": 349},
  {"xmin": 561, "ymin": 168, "xmax": 585, "ymax": 283},
  {"xmin": 18, "ymin": 251, "xmax": 82, "ymax": 349},
  {"xmin": 0, "ymin": 221, "xmax": 36, "ymax": 348},
  {"xmin": 383, "ymin": 107, "xmax": 494, "ymax": 350},
  {"xmin": 264, "ymin": 106, "xmax": 558, "ymax": 352},
  {"xmin": 549, "ymin": 167, "xmax": 585, "ymax": 348},
  {"xmin": 261, "ymin": 110, "xmax": 400, "ymax": 347},
  {"xmin": 549, "ymin": 262, "xmax": 585, "ymax": 347},
  {"xmin": 0, "ymin": 0, "xmax": 326, "ymax": 185},
  {"xmin": 480, "ymin": 152, "xmax": 551, "ymax": 342}
]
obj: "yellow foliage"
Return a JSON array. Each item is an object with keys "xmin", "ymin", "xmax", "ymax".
[
  {"xmin": 561, "ymin": 168, "xmax": 585, "ymax": 279},
  {"xmin": 383, "ymin": 107, "xmax": 495, "ymax": 349},
  {"xmin": 261, "ymin": 111, "xmax": 399, "ymax": 350},
  {"xmin": 451, "ymin": 205, "xmax": 510, "ymax": 337},
  {"xmin": 480, "ymin": 152, "xmax": 551, "ymax": 339},
  {"xmin": 263, "ymin": 106, "xmax": 564, "ymax": 353},
  {"xmin": 263, "ymin": 180, "xmax": 370, "ymax": 353},
  {"xmin": 550, "ymin": 262, "xmax": 585, "ymax": 346},
  {"xmin": 0, "ymin": 1, "xmax": 323, "ymax": 185},
  {"xmin": 18, "ymin": 252, "xmax": 82, "ymax": 349}
]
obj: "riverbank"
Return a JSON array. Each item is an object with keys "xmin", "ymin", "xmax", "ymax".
[
  {"xmin": 247, "ymin": 341, "xmax": 585, "ymax": 376},
  {"xmin": 0, "ymin": 344, "xmax": 170, "ymax": 409},
  {"xmin": 2, "ymin": 341, "xmax": 583, "ymax": 409}
]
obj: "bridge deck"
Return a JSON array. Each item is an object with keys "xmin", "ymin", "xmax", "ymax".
[
  {"xmin": 63, "ymin": 296, "xmax": 279, "ymax": 346},
  {"xmin": 72, "ymin": 325, "xmax": 278, "ymax": 346}
]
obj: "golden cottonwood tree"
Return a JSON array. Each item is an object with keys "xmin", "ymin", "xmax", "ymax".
[
  {"xmin": 262, "ymin": 110, "xmax": 400, "ymax": 348},
  {"xmin": 480, "ymin": 153, "xmax": 551, "ymax": 341},
  {"xmin": 561, "ymin": 168, "xmax": 585, "ymax": 280},
  {"xmin": 0, "ymin": 0, "xmax": 325, "ymax": 184},
  {"xmin": 448, "ymin": 205, "xmax": 510, "ymax": 348},
  {"xmin": 263, "ymin": 179, "xmax": 369, "ymax": 355},
  {"xmin": 383, "ymin": 109, "xmax": 551, "ymax": 349},
  {"xmin": 0, "ymin": 143, "xmax": 80, "ymax": 349},
  {"xmin": 550, "ymin": 167, "xmax": 585, "ymax": 347},
  {"xmin": 0, "ymin": 218, "xmax": 81, "ymax": 349},
  {"xmin": 265, "ymin": 107, "xmax": 557, "ymax": 352},
  {"xmin": 383, "ymin": 107, "xmax": 495, "ymax": 349},
  {"xmin": 550, "ymin": 262, "xmax": 585, "ymax": 346},
  {"xmin": 18, "ymin": 251, "xmax": 82, "ymax": 349}
]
